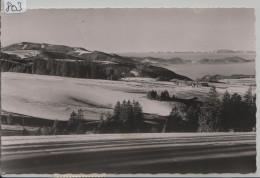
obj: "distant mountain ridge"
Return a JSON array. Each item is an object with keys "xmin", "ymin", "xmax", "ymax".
[
  {"xmin": 129, "ymin": 55, "xmax": 252, "ymax": 65},
  {"xmin": 2, "ymin": 42, "xmax": 136, "ymax": 64},
  {"xmin": 120, "ymin": 51, "xmax": 255, "ymax": 64},
  {"xmin": 198, "ymin": 56, "xmax": 251, "ymax": 64},
  {"xmin": 214, "ymin": 49, "xmax": 237, "ymax": 53},
  {"xmin": 200, "ymin": 74, "xmax": 255, "ymax": 83},
  {"xmin": 0, "ymin": 42, "xmax": 191, "ymax": 81},
  {"xmin": 214, "ymin": 49, "xmax": 256, "ymax": 53},
  {"xmin": 131, "ymin": 56, "xmax": 191, "ymax": 64}
]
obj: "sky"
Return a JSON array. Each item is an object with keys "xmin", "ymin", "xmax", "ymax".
[{"xmin": 1, "ymin": 8, "xmax": 255, "ymax": 53}]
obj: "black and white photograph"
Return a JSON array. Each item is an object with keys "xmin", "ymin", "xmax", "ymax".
[{"xmin": 0, "ymin": 8, "xmax": 257, "ymax": 174}]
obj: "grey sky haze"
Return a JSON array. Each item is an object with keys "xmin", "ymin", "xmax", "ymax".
[{"xmin": 1, "ymin": 8, "xmax": 255, "ymax": 53}]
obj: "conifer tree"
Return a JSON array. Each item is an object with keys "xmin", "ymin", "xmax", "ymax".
[
  {"xmin": 185, "ymin": 105, "xmax": 200, "ymax": 132},
  {"xmin": 244, "ymin": 86, "xmax": 253, "ymax": 105},
  {"xmin": 132, "ymin": 101, "xmax": 143, "ymax": 132},
  {"xmin": 125, "ymin": 100, "xmax": 134, "ymax": 131},
  {"xmin": 119, "ymin": 100, "xmax": 128, "ymax": 123},
  {"xmin": 221, "ymin": 90, "xmax": 231, "ymax": 130},
  {"xmin": 198, "ymin": 86, "xmax": 221, "ymax": 132},
  {"xmin": 243, "ymin": 87, "xmax": 256, "ymax": 131},
  {"xmin": 230, "ymin": 93, "xmax": 244, "ymax": 131},
  {"xmin": 163, "ymin": 107, "xmax": 183, "ymax": 132},
  {"xmin": 160, "ymin": 90, "xmax": 170, "ymax": 101},
  {"xmin": 114, "ymin": 101, "xmax": 121, "ymax": 121}
]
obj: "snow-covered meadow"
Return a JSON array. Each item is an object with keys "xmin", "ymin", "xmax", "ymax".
[{"xmin": 1, "ymin": 72, "xmax": 254, "ymax": 121}]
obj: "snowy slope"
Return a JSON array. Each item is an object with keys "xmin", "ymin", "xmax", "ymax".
[{"xmin": 1, "ymin": 72, "xmax": 253, "ymax": 121}]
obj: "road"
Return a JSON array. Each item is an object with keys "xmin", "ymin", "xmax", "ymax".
[{"xmin": 1, "ymin": 132, "xmax": 256, "ymax": 174}]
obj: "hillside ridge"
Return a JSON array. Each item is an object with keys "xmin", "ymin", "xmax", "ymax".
[{"xmin": 1, "ymin": 42, "xmax": 192, "ymax": 81}]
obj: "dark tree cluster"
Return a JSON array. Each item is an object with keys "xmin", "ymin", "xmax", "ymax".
[
  {"xmin": 184, "ymin": 104, "xmax": 200, "ymax": 132},
  {"xmin": 0, "ymin": 58, "xmax": 134, "ymax": 80},
  {"xmin": 97, "ymin": 100, "xmax": 144, "ymax": 133},
  {"xmin": 197, "ymin": 86, "xmax": 222, "ymax": 132},
  {"xmin": 160, "ymin": 90, "xmax": 171, "ymax": 101},
  {"xmin": 0, "ymin": 60, "xmax": 31, "ymax": 73},
  {"xmin": 162, "ymin": 107, "xmax": 185, "ymax": 132},
  {"xmin": 146, "ymin": 90, "xmax": 157, "ymax": 100},
  {"xmin": 218, "ymin": 87, "xmax": 256, "ymax": 132},
  {"xmin": 38, "ymin": 109, "xmax": 89, "ymax": 135},
  {"xmin": 66, "ymin": 109, "xmax": 89, "ymax": 134},
  {"xmin": 188, "ymin": 87, "xmax": 255, "ymax": 132},
  {"xmin": 163, "ymin": 86, "xmax": 256, "ymax": 133},
  {"xmin": 32, "ymin": 58, "xmax": 111, "ymax": 79},
  {"xmin": 197, "ymin": 86, "xmax": 256, "ymax": 132},
  {"xmin": 146, "ymin": 90, "xmax": 171, "ymax": 101},
  {"xmin": 146, "ymin": 90, "xmax": 202, "ymax": 108}
]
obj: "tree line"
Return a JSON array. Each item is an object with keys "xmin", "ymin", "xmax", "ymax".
[
  {"xmin": 32, "ymin": 58, "xmax": 120, "ymax": 80},
  {"xmin": 163, "ymin": 86, "xmax": 256, "ymax": 132},
  {"xmin": 147, "ymin": 90, "xmax": 172, "ymax": 101},
  {"xmin": 97, "ymin": 100, "xmax": 144, "ymax": 133},
  {"xmin": 38, "ymin": 86, "xmax": 257, "ymax": 134},
  {"xmin": 37, "ymin": 100, "xmax": 144, "ymax": 135},
  {"xmin": 3, "ymin": 87, "xmax": 256, "ymax": 135},
  {"xmin": 146, "ymin": 89, "xmax": 202, "ymax": 106},
  {"xmin": 198, "ymin": 86, "xmax": 256, "ymax": 132},
  {"xmin": 0, "ymin": 58, "xmax": 134, "ymax": 80},
  {"xmin": 35, "ymin": 109, "xmax": 90, "ymax": 135}
]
